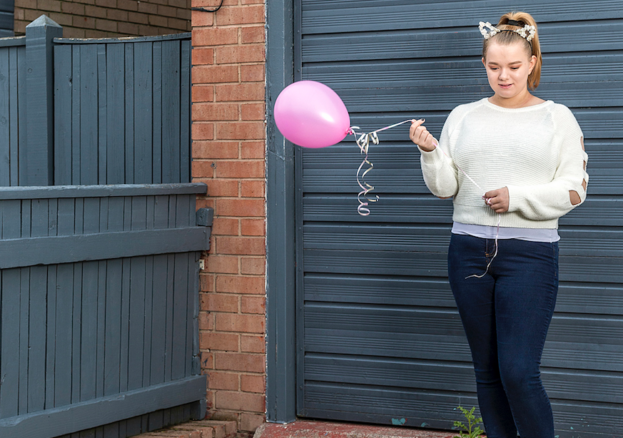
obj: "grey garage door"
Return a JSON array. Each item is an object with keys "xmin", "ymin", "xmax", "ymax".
[
  {"xmin": 294, "ymin": 1, "xmax": 623, "ymax": 435},
  {"xmin": 0, "ymin": 0, "xmax": 13, "ymax": 37}
]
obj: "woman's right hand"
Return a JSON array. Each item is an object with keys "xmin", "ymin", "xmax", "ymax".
[{"xmin": 410, "ymin": 119, "xmax": 437, "ymax": 152}]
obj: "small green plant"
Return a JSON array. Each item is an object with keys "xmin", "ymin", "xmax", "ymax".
[{"xmin": 453, "ymin": 405, "xmax": 485, "ymax": 438}]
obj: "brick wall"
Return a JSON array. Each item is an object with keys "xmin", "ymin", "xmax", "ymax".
[
  {"xmin": 191, "ymin": 0, "xmax": 267, "ymax": 435},
  {"xmin": 14, "ymin": 0, "xmax": 190, "ymax": 38}
]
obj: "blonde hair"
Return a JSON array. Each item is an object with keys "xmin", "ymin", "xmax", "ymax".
[{"xmin": 482, "ymin": 11, "xmax": 542, "ymax": 90}]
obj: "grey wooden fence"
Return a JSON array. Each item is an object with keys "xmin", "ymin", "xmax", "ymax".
[
  {"xmin": 0, "ymin": 15, "xmax": 206, "ymax": 438},
  {"xmin": 0, "ymin": 15, "xmax": 191, "ymax": 187},
  {"xmin": 0, "ymin": 183, "xmax": 210, "ymax": 438},
  {"xmin": 0, "ymin": 0, "xmax": 12, "ymax": 37}
]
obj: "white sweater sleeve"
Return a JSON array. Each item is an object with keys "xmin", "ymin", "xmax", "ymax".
[
  {"xmin": 418, "ymin": 111, "xmax": 459, "ymax": 198},
  {"xmin": 506, "ymin": 106, "xmax": 588, "ymax": 221}
]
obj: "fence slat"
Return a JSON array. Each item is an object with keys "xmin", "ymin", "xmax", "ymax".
[
  {"xmin": 45, "ymin": 200, "xmax": 58, "ymax": 409},
  {"xmin": 54, "ymin": 45, "xmax": 72, "ymax": 185},
  {"xmin": 124, "ymin": 44, "xmax": 134, "ymax": 184},
  {"xmin": 9, "ymin": 47, "xmax": 20, "ymax": 186},
  {"xmin": 72, "ymin": 45, "xmax": 81, "ymax": 184},
  {"xmin": 152, "ymin": 42, "xmax": 162, "ymax": 185},
  {"xmin": 81, "ymin": 45, "xmax": 98, "ymax": 186},
  {"xmin": 106, "ymin": 44, "xmax": 124, "ymax": 184},
  {"xmin": 162, "ymin": 40, "xmax": 181, "ymax": 183},
  {"xmin": 0, "ymin": 48, "xmax": 10, "ymax": 186},
  {"xmin": 1, "ymin": 268, "xmax": 20, "ymax": 418},
  {"xmin": 97, "ymin": 44, "xmax": 107, "ymax": 185},
  {"xmin": 135, "ymin": 42, "xmax": 153, "ymax": 184},
  {"xmin": 180, "ymin": 40, "xmax": 190, "ymax": 183},
  {"xmin": 72, "ymin": 262, "xmax": 83, "ymax": 404},
  {"xmin": 19, "ymin": 267, "xmax": 30, "ymax": 414}
]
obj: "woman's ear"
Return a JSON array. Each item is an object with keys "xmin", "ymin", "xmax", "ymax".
[
  {"xmin": 482, "ymin": 57, "xmax": 486, "ymax": 67},
  {"xmin": 528, "ymin": 54, "xmax": 537, "ymax": 74}
]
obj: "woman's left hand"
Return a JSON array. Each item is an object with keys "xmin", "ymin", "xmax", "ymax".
[{"xmin": 483, "ymin": 187, "xmax": 509, "ymax": 213}]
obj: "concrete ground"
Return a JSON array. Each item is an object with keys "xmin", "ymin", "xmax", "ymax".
[{"xmin": 253, "ymin": 420, "xmax": 462, "ymax": 438}]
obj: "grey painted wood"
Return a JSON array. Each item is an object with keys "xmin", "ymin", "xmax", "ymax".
[
  {"xmin": 21, "ymin": 16, "xmax": 62, "ymax": 186},
  {"xmin": 162, "ymin": 40, "xmax": 181, "ymax": 183},
  {"xmin": 134, "ymin": 43, "xmax": 152, "ymax": 184},
  {"xmin": 0, "ymin": 44, "xmax": 23, "ymax": 187},
  {"xmin": 0, "ymin": 0, "xmax": 13, "ymax": 36},
  {"xmin": 0, "ymin": 376, "xmax": 206, "ymax": 438},
  {"xmin": 97, "ymin": 44, "xmax": 107, "ymax": 185},
  {"xmin": 266, "ymin": 0, "xmax": 297, "ymax": 423},
  {"xmin": 54, "ymin": 33, "xmax": 191, "ymax": 44},
  {"xmin": 1, "ymin": 268, "xmax": 21, "ymax": 418},
  {"xmin": 0, "ymin": 46, "xmax": 9, "ymax": 186},
  {"xmin": 152, "ymin": 42, "xmax": 163, "ymax": 184},
  {"xmin": 0, "ymin": 36, "xmax": 25, "ymax": 47},
  {"xmin": 125, "ymin": 43, "xmax": 134, "ymax": 184},
  {"xmin": 180, "ymin": 40, "xmax": 191, "ymax": 183},
  {"xmin": 54, "ymin": 45, "xmax": 73, "ymax": 185},
  {"xmin": 290, "ymin": 0, "xmax": 623, "ymax": 435},
  {"xmin": 80, "ymin": 44, "xmax": 98, "ymax": 185},
  {"xmin": 0, "ymin": 182, "xmax": 207, "ymax": 199},
  {"xmin": 106, "ymin": 43, "xmax": 125, "ymax": 184}
]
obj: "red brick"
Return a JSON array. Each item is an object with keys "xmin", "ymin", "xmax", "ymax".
[
  {"xmin": 199, "ymin": 311, "xmax": 214, "ymax": 330},
  {"xmin": 241, "ymin": 374, "xmax": 265, "ymax": 393},
  {"xmin": 73, "ymin": 16, "xmax": 96, "ymax": 29},
  {"xmin": 138, "ymin": 1, "xmax": 158, "ymax": 14},
  {"xmin": 149, "ymin": 14, "xmax": 168, "ymax": 27},
  {"xmin": 85, "ymin": 4, "xmax": 107, "ymax": 17},
  {"xmin": 241, "ymin": 219, "xmax": 264, "ymax": 236},
  {"xmin": 196, "ymin": 197, "xmax": 214, "ymax": 209},
  {"xmin": 216, "ymin": 45, "xmax": 265, "ymax": 64},
  {"xmin": 241, "ymin": 335, "xmax": 265, "ymax": 353},
  {"xmin": 193, "ymin": 65, "xmax": 239, "ymax": 84},
  {"xmin": 95, "ymin": 0, "xmax": 115, "ymax": 7},
  {"xmin": 215, "ymin": 5, "xmax": 264, "ymax": 25},
  {"xmin": 15, "ymin": 0, "xmax": 37, "ymax": 9},
  {"xmin": 192, "ymin": 85, "xmax": 215, "ymax": 102},
  {"xmin": 205, "ymin": 179, "xmax": 239, "ymax": 197},
  {"xmin": 241, "ymin": 296, "xmax": 265, "ymax": 314},
  {"xmin": 192, "ymin": 160, "xmax": 215, "ymax": 178},
  {"xmin": 200, "ymin": 292, "xmax": 239, "ymax": 312},
  {"xmin": 107, "ymin": 8, "xmax": 128, "ymax": 21},
  {"xmin": 192, "ymin": 9, "xmax": 214, "ymax": 27},
  {"xmin": 62, "ymin": 27, "xmax": 87, "ymax": 38},
  {"xmin": 241, "ymin": 103, "xmax": 264, "ymax": 121},
  {"xmin": 216, "ymin": 390, "xmax": 264, "ymax": 412},
  {"xmin": 85, "ymin": 29, "xmax": 110, "ymax": 38},
  {"xmin": 201, "ymin": 352, "xmax": 214, "ymax": 369},
  {"xmin": 177, "ymin": 8, "xmax": 191, "ymax": 20},
  {"xmin": 240, "ymin": 258, "xmax": 265, "ymax": 275},
  {"xmin": 216, "ymin": 160, "xmax": 264, "ymax": 179},
  {"xmin": 192, "ymin": 48, "xmax": 214, "ymax": 65},
  {"xmin": 96, "ymin": 19, "xmax": 117, "ymax": 32},
  {"xmin": 37, "ymin": 0, "xmax": 61, "ymax": 12},
  {"xmin": 216, "ymin": 276, "xmax": 264, "ymax": 295},
  {"xmin": 242, "ymin": 0, "xmax": 263, "ymax": 4},
  {"xmin": 217, "ymin": 237, "xmax": 265, "ymax": 255},
  {"xmin": 127, "ymin": 11, "xmax": 148, "ymax": 24},
  {"xmin": 241, "ymin": 26, "xmax": 265, "ymax": 44},
  {"xmin": 215, "ymin": 352, "xmax": 265, "ymax": 373},
  {"xmin": 200, "ymin": 332, "xmax": 239, "ymax": 351},
  {"xmin": 194, "ymin": 141, "xmax": 239, "ymax": 159},
  {"xmin": 217, "ymin": 199, "xmax": 264, "ymax": 217},
  {"xmin": 240, "ymin": 142, "xmax": 264, "ymax": 159},
  {"xmin": 216, "ymin": 123, "xmax": 265, "ymax": 141},
  {"xmin": 193, "ymin": 102, "xmax": 239, "ymax": 121},
  {"xmin": 240, "ymin": 180, "xmax": 264, "ymax": 198},
  {"xmin": 200, "ymin": 274, "xmax": 215, "ymax": 292},
  {"xmin": 207, "ymin": 371, "xmax": 239, "ymax": 390},
  {"xmin": 117, "ymin": 0, "xmax": 138, "ymax": 10},
  {"xmin": 13, "ymin": 7, "xmax": 24, "ymax": 20},
  {"xmin": 118, "ymin": 22, "xmax": 139, "ymax": 35},
  {"xmin": 192, "ymin": 27, "xmax": 238, "ymax": 46},
  {"xmin": 192, "ymin": 0, "xmax": 236, "ymax": 6},
  {"xmin": 169, "ymin": 0, "xmax": 190, "ymax": 7},
  {"xmin": 49, "ymin": 12, "xmax": 73, "ymax": 26},
  {"xmin": 192, "ymin": 123, "xmax": 214, "ymax": 140},
  {"xmin": 157, "ymin": 4, "xmax": 176, "ymax": 16},
  {"xmin": 61, "ymin": 2, "xmax": 85, "ymax": 14},
  {"xmin": 212, "ymin": 218, "xmax": 239, "ymax": 236},
  {"xmin": 216, "ymin": 83, "xmax": 264, "ymax": 102},
  {"xmin": 240, "ymin": 413, "xmax": 266, "ymax": 432},
  {"xmin": 215, "ymin": 313, "xmax": 265, "ymax": 334},
  {"xmin": 240, "ymin": 64, "xmax": 264, "ymax": 82},
  {"xmin": 206, "ymin": 256, "xmax": 239, "ymax": 274}
]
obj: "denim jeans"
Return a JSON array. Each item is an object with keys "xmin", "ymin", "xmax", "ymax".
[{"xmin": 447, "ymin": 233, "xmax": 559, "ymax": 438}]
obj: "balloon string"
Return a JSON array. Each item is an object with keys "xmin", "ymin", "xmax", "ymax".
[{"xmin": 347, "ymin": 121, "xmax": 501, "ymax": 278}]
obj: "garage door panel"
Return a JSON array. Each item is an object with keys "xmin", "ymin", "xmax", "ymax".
[
  {"xmin": 304, "ymin": 274, "xmax": 623, "ymax": 315},
  {"xmin": 304, "ymin": 54, "xmax": 623, "ymax": 88},
  {"xmin": 304, "ymin": 249, "xmax": 623, "ymax": 283},
  {"xmin": 304, "ymin": 354, "xmax": 623, "ymax": 403},
  {"xmin": 304, "ymin": 304, "xmax": 623, "ymax": 346},
  {"xmin": 302, "ymin": 24, "xmax": 623, "ymax": 62},
  {"xmin": 301, "ymin": 0, "xmax": 623, "ymax": 34},
  {"xmin": 305, "ymin": 329, "xmax": 623, "ymax": 372},
  {"xmin": 302, "ymin": 196, "xmax": 623, "ymax": 226}
]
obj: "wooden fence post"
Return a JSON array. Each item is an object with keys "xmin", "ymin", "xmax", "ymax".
[{"xmin": 20, "ymin": 15, "xmax": 62, "ymax": 186}]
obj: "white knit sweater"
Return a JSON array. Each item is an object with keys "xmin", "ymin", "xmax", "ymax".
[{"xmin": 418, "ymin": 98, "xmax": 588, "ymax": 229}]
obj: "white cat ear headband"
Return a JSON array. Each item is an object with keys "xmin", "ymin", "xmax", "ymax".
[{"xmin": 479, "ymin": 20, "xmax": 536, "ymax": 42}]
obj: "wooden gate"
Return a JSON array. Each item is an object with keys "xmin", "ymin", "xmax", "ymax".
[{"xmin": 0, "ymin": 15, "xmax": 208, "ymax": 438}]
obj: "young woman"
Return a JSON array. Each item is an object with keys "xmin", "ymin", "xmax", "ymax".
[{"xmin": 409, "ymin": 11, "xmax": 588, "ymax": 438}]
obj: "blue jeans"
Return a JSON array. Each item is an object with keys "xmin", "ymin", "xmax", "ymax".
[{"xmin": 447, "ymin": 233, "xmax": 559, "ymax": 438}]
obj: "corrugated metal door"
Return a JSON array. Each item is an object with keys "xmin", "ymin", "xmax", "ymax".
[{"xmin": 294, "ymin": 1, "xmax": 623, "ymax": 435}]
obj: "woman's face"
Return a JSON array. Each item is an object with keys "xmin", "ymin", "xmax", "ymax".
[{"xmin": 482, "ymin": 41, "xmax": 536, "ymax": 99}]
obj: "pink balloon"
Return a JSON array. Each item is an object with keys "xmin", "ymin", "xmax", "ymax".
[{"xmin": 274, "ymin": 80, "xmax": 350, "ymax": 148}]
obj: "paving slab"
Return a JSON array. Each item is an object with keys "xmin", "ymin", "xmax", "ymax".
[{"xmin": 253, "ymin": 420, "xmax": 464, "ymax": 438}]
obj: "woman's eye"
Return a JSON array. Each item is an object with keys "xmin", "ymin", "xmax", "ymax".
[{"xmin": 511, "ymin": 67, "xmax": 519, "ymax": 70}]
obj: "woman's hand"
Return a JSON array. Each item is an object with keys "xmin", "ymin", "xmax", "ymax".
[
  {"xmin": 410, "ymin": 119, "xmax": 437, "ymax": 152},
  {"xmin": 484, "ymin": 187, "xmax": 509, "ymax": 213}
]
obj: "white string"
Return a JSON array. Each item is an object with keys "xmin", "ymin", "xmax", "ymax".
[{"xmin": 433, "ymin": 140, "xmax": 502, "ymax": 279}]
